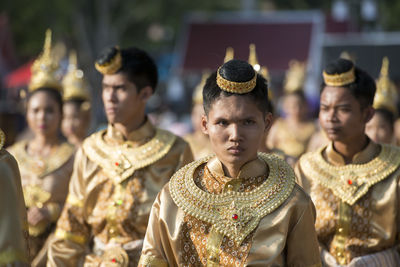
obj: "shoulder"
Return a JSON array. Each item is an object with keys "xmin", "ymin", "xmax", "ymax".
[
  {"xmin": 0, "ymin": 149, "xmax": 20, "ymax": 187},
  {"xmin": 82, "ymin": 129, "xmax": 106, "ymax": 152},
  {"xmin": 7, "ymin": 140, "xmax": 27, "ymax": 158}
]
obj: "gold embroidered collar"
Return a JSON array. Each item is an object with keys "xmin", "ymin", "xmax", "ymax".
[
  {"xmin": 9, "ymin": 140, "xmax": 74, "ymax": 178},
  {"xmin": 83, "ymin": 127, "xmax": 176, "ymax": 184},
  {"xmin": 300, "ymin": 144, "xmax": 400, "ymax": 205},
  {"xmin": 325, "ymin": 140, "xmax": 379, "ymax": 166},
  {"xmin": 106, "ymin": 119, "xmax": 155, "ymax": 146},
  {"xmin": 170, "ymin": 153, "xmax": 295, "ymax": 245}
]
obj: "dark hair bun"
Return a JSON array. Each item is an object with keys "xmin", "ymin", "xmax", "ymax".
[
  {"xmin": 96, "ymin": 46, "xmax": 119, "ymax": 66},
  {"xmin": 324, "ymin": 58, "xmax": 354, "ymax": 75},
  {"xmin": 219, "ymin": 59, "xmax": 255, "ymax": 82}
]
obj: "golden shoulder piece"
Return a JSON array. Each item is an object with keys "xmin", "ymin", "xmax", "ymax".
[
  {"xmin": 29, "ymin": 29, "xmax": 62, "ymax": 92},
  {"xmin": 193, "ymin": 71, "xmax": 209, "ymax": 105},
  {"xmin": 374, "ymin": 57, "xmax": 398, "ymax": 115},
  {"xmin": 216, "ymin": 67, "xmax": 256, "ymax": 94},
  {"xmin": 323, "ymin": 66, "xmax": 356, "ymax": 87},
  {"xmin": 284, "ymin": 60, "xmax": 306, "ymax": 93},
  {"xmin": 62, "ymin": 50, "xmax": 91, "ymax": 104},
  {"xmin": 224, "ymin": 47, "xmax": 234, "ymax": 63},
  {"xmin": 248, "ymin": 43, "xmax": 270, "ymax": 80},
  {"xmin": 95, "ymin": 46, "xmax": 122, "ymax": 75}
]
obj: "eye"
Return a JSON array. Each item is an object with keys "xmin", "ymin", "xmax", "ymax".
[
  {"xmin": 216, "ymin": 119, "xmax": 228, "ymax": 126},
  {"xmin": 243, "ymin": 119, "xmax": 255, "ymax": 125}
]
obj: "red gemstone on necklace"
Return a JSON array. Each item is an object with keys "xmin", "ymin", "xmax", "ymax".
[
  {"xmin": 115, "ymin": 162, "xmax": 119, "ymax": 166},
  {"xmin": 347, "ymin": 179, "xmax": 352, "ymax": 185},
  {"xmin": 232, "ymin": 214, "xmax": 238, "ymax": 220},
  {"xmin": 111, "ymin": 258, "xmax": 116, "ymax": 263}
]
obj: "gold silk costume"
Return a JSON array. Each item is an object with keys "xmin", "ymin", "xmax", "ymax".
[
  {"xmin": 139, "ymin": 153, "xmax": 321, "ymax": 267},
  {"xmin": 47, "ymin": 119, "xmax": 193, "ymax": 266},
  {"xmin": 184, "ymin": 132, "xmax": 213, "ymax": 160},
  {"xmin": 296, "ymin": 141, "xmax": 400, "ymax": 266},
  {"xmin": 8, "ymin": 140, "xmax": 75, "ymax": 265},
  {"xmin": 0, "ymin": 130, "xmax": 29, "ymax": 266},
  {"xmin": 267, "ymin": 118, "xmax": 316, "ymax": 158}
]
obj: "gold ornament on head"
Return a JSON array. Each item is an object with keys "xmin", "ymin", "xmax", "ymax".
[
  {"xmin": 193, "ymin": 71, "xmax": 209, "ymax": 105},
  {"xmin": 323, "ymin": 64, "xmax": 356, "ymax": 87},
  {"xmin": 284, "ymin": 60, "xmax": 306, "ymax": 93},
  {"xmin": 62, "ymin": 50, "xmax": 91, "ymax": 104},
  {"xmin": 95, "ymin": 46, "xmax": 122, "ymax": 75},
  {"xmin": 0, "ymin": 129, "xmax": 5, "ymax": 150},
  {"xmin": 216, "ymin": 67, "xmax": 257, "ymax": 94},
  {"xmin": 29, "ymin": 29, "xmax": 62, "ymax": 92},
  {"xmin": 224, "ymin": 47, "xmax": 234, "ymax": 63},
  {"xmin": 340, "ymin": 51, "xmax": 355, "ymax": 62},
  {"xmin": 373, "ymin": 57, "xmax": 398, "ymax": 116},
  {"xmin": 248, "ymin": 43, "xmax": 270, "ymax": 80}
]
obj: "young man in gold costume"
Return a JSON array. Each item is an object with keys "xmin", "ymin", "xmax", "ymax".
[
  {"xmin": 296, "ymin": 58, "xmax": 400, "ymax": 266},
  {"xmin": 0, "ymin": 129, "xmax": 30, "ymax": 266},
  {"xmin": 47, "ymin": 46, "xmax": 193, "ymax": 266},
  {"xmin": 139, "ymin": 59, "xmax": 321, "ymax": 266}
]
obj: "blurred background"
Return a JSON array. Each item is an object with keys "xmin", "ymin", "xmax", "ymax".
[{"xmin": 1, "ymin": 0, "xmax": 400, "ymax": 145}]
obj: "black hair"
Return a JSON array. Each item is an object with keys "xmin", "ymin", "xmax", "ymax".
[
  {"xmin": 375, "ymin": 108, "xmax": 395, "ymax": 130},
  {"xmin": 96, "ymin": 46, "xmax": 158, "ymax": 93},
  {"xmin": 322, "ymin": 58, "xmax": 376, "ymax": 109},
  {"xmin": 203, "ymin": 59, "xmax": 269, "ymax": 115},
  {"xmin": 27, "ymin": 87, "xmax": 63, "ymax": 113}
]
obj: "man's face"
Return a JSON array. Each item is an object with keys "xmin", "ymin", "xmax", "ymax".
[
  {"xmin": 319, "ymin": 86, "xmax": 373, "ymax": 143},
  {"xmin": 102, "ymin": 73, "xmax": 145, "ymax": 125},
  {"xmin": 202, "ymin": 95, "xmax": 272, "ymax": 169}
]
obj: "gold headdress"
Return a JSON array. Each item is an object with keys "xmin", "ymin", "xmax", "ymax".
[
  {"xmin": 323, "ymin": 65, "xmax": 356, "ymax": 87},
  {"xmin": 62, "ymin": 51, "xmax": 91, "ymax": 105},
  {"xmin": 29, "ymin": 29, "xmax": 62, "ymax": 92},
  {"xmin": 193, "ymin": 71, "xmax": 209, "ymax": 105},
  {"xmin": 373, "ymin": 57, "xmax": 398, "ymax": 115},
  {"xmin": 340, "ymin": 51, "xmax": 356, "ymax": 63},
  {"xmin": 95, "ymin": 46, "xmax": 122, "ymax": 75},
  {"xmin": 283, "ymin": 60, "xmax": 306, "ymax": 93},
  {"xmin": 224, "ymin": 47, "xmax": 234, "ymax": 63},
  {"xmin": 248, "ymin": 44, "xmax": 270, "ymax": 80}
]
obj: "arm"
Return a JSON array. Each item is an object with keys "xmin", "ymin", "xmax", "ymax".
[
  {"xmin": 286, "ymin": 195, "xmax": 322, "ymax": 267},
  {"xmin": 0, "ymin": 150, "xmax": 29, "ymax": 266},
  {"xmin": 138, "ymin": 188, "xmax": 169, "ymax": 267},
  {"xmin": 47, "ymin": 148, "xmax": 91, "ymax": 267}
]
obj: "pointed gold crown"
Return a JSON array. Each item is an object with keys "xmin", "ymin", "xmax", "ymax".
[
  {"xmin": 374, "ymin": 57, "xmax": 398, "ymax": 115},
  {"xmin": 248, "ymin": 43, "xmax": 270, "ymax": 80},
  {"xmin": 283, "ymin": 60, "xmax": 306, "ymax": 93},
  {"xmin": 340, "ymin": 51, "xmax": 356, "ymax": 62},
  {"xmin": 62, "ymin": 50, "xmax": 90, "ymax": 103},
  {"xmin": 193, "ymin": 71, "xmax": 209, "ymax": 105},
  {"xmin": 29, "ymin": 29, "xmax": 62, "ymax": 92},
  {"xmin": 224, "ymin": 47, "xmax": 234, "ymax": 63}
]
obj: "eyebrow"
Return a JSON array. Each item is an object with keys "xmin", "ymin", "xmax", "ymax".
[
  {"xmin": 102, "ymin": 83, "xmax": 125, "ymax": 88},
  {"xmin": 320, "ymin": 103, "xmax": 352, "ymax": 108}
]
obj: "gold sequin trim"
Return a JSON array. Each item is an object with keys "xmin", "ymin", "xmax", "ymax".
[
  {"xmin": 299, "ymin": 144, "xmax": 400, "ymax": 205},
  {"xmin": 216, "ymin": 67, "xmax": 257, "ymax": 94},
  {"xmin": 83, "ymin": 129, "xmax": 176, "ymax": 184},
  {"xmin": 138, "ymin": 255, "xmax": 168, "ymax": 267},
  {"xmin": 55, "ymin": 229, "xmax": 87, "ymax": 244},
  {"xmin": 0, "ymin": 129, "xmax": 5, "ymax": 150},
  {"xmin": 9, "ymin": 141, "xmax": 74, "ymax": 178},
  {"xmin": 323, "ymin": 67, "xmax": 355, "ymax": 87},
  {"xmin": 170, "ymin": 153, "xmax": 295, "ymax": 245}
]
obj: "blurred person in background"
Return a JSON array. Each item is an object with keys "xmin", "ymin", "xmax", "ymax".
[
  {"xmin": 184, "ymin": 72, "xmax": 213, "ymax": 160},
  {"xmin": 48, "ymin": 46, "xmax": 193, "ymax": 266},
  {"xmin": 267, "ymin": 60, "xmax": 316, "ymax": 161},
  {"xmin": 61, "ymin": 51, "xmax": 91, "ymax": 148},
  {"xmin": 7, "ymin": 29, "xmax": 75, "ymax": 267},
  {"xmin": 366, "ymin": 57, "xmax": 398, "ymax": 145}
]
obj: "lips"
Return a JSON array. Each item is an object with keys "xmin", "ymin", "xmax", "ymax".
[
  {"xmin": 228, "ymin": 146, "xmax": 244, "ymax": 155},
  {"xmin": 106, "ymin": 107, "xmax": 118, "ymax": 114}
]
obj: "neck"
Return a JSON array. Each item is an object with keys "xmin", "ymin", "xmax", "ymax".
[
  {"xmin": 67, "ymin": 135, "xmax": 83, "ymax": 147},
  {"xmin": 333, "ymin": 135, "xmax": 369, "ymax": 164},
  {"xmin": 222, "ymin": 163, "xmax": 241, "ymax": 179},
  {"xmin": 29, "ymin": 133, "xmax": 59, "ymax": 156},
  {"xmin": 113, "ymin": 115, "xmax": 146, "ymax": 138}
]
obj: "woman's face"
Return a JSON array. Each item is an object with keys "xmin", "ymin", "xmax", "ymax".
[
  {"xmin": 365, "ymin": 112, "xmax": 394, "ymax": 144},
  {"xmin": 62, "ymin": 102, "xmax": 89, "ymax": 141},
  {"xmin": 26, "ymin": 91, "xmax": 62, "ymax": 138}
]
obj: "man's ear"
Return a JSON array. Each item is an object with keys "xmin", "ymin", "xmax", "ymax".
[
  {"xmin": 264, "ymin": 112, "xmax": 274, "ymax": 133},
  {"xmin": 201, "ymin": 114, "xmax": 209, "ymax": 135},
  {"xmin": 364, "ymin": 106, "xmax": 375, "ymax": 123},
  {"xmin": 139, "ymin": 86, "xmax": 153, "ymax": 103}
]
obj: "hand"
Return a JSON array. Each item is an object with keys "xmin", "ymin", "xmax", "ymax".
[{"xmin": 27, "ymin": 206, "xmax": 50, "ymax": 226}]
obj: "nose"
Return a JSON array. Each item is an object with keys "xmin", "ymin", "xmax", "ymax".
[
  {"xmin": 104, "ymin": 88, "xmax": 117, "ymax": 103},
  {"xmin": 323, "ymin": 108, "xmax": 338, "ymax": 123},
  {"xmin": 228, "ymin": 124, "xmax": 242, "ymax": 142}
]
